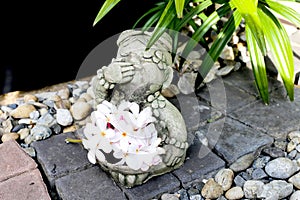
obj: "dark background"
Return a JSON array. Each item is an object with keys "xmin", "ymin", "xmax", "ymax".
[{"xmin": 0, "ymin": 0, "xmax": 156, "ymax": 94}]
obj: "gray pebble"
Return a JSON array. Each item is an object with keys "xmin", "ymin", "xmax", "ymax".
[
  {"xmin": 29, "ymin": 110, "xmax": 40, "ymax": 120},
  {"xmin": 56, "ymin": 109, "xmax": 73, "ymax": 126},
  {"xmin": 161, "ymin": 193, "xmax": 179, "ymax": 200},
  {"xmin": 258, "ymin": 180, "xmax": 293, "ymax": 199},
  {"xmin": 230, "ymin": 153, "xmax": 255, "ymax": 172},
  {"xmin": 265, "ymin": 157, "xmax": 298, "ymax": 179},
  {"xmin": 11, "ymin": 124, "xmax": 26, "ymax": 133},
  {"xmin": 234, "ymin": 175, "xmax": 246, "ymax": 187},
  {"xmin": 252, "ymin": 156, "xmax": 270, "ymax": 169},
  {"xmin": 37, "ymin": 113, "xmax": 56, "ymax": 127},
  {"xmin": 22, "ymin": 147, "xmax": 36, "ymax": 157},
  {"xmin": 262, "ymin": 146, "xmax": 286, "ymax": 158},
  {"xmin": 243, "ymin": 180, "xmax": 264, "ymax": 199},
  {"xmin": 251, "ymin": 168, "xmax": 268, "ymax": 180},
  {"xmin": 288, "ymin": 150, "xmax": 297, "ymax": 159},
  {"xmin": 50, "ymin": 124, "xmax": 62, "ymax": 135},
  {"xmin": 274, "ymin": 139, "xmax": 287, "ymax": 151},
  {"xmin": 290, "ymin": 191, "xmax": 300, "ymax": 200},
  {"xmin": 30, "ymin": 125, "xmax": 52, "ymax": 141},
  {"xmin": 189, "ymin": 195, "xmax": 202, "ymax": 200}
]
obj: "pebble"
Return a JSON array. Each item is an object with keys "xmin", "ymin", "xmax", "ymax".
[
  {"xmin": 258, "ymin": 180, "xmax": 293, "ymax": 199},
  {"xmin": 265, "ymin": 157, "xmax": 298, "ymax": 179},
  {"xmin": 29, "ymin": 110, "xmax": 40, "ymax": 120},
  {"xmin": 160, "ymin": 193, "xmax": 179, "ymax": 200},
  {"xmin": 252, "ymin": 156, "xmax": 270, "ymax": 169},
  {"xmin": 7, "ymin": 104, "xmax": 18, "ymax": 109},
  {"xmin": 72, "ymin": 88, "xmax": 83, "ymax": 98},
  {"xmin": 28, "ymin": 125, "xmax": 52, "ymax": 143},
  {"xmin": 288, "ymin": 171, "xmax": 300, "ymax": 189},
  {"xmin": 22, "ymin": 147, "xmax": 36, "ymax": 157},
  {"xmin": 229, "ymin": 153, "xmax": 254, "ymax": 172},
  {"xmin": 216, "ymin": 65, "xmax": 234, "ymax": 76},
  {"xmin": 290, "ymin": 190, "xmax": 300, "ymax": 200},
  {"xmin": 233, "ymin": 175, "xmax": 246, "ymax": 187},
  {"xmin": 23, "ymin": 94, "xmax": 38, "ymax": 103},
  {"xmin": 224, "ymin": 186, "xmax": 244, "ymax": 200},
  {"xmin": 37, "ymin": 113, "xmax": 56, "ymax": 127},
  {"xmin": 56, "ymin": 109, "xmax": 73, "ymax": 126},
  {"xmin": 287, "ymin": 137, "xmax": 300, "ymax": 152},
  {"xmin": 1, "ymin": 105, "xmax": 13, "ymax": 113},
  {"xmin": 274, "ymin": 139, "xmax": 287, "ymax": 151},
  {"xmin": 57, "ymin": 88, "xmax": 70, "ymax": 100},
  {"xmin": 251, "ymin": 168, "xmax": 268, "ymax": 180},
  {"xmin": 48, "ymin": 107, "xmax": 56, "ymax": 115},
  {"xmin": 18, "ymin": 118, "xmax": 36, "ymax": 125},
  {"xmin": 50, "ymin": 124, "xmax": 62, "ymax": 135},
  {"xmin": 243, "ymin": 180, "xmax": 264, "ymax": 199},
  {"xmin": 39, "ymin": 108, "xmax": 48, "ymax": 116},
  {"xmin": 177, "ymin": 72, "xmax": 197, "ymax": 95},
  {"xmin": 35, "ymin": 91, "xmax": 57, "ymax": 101},
  {"xmin": 1, "ymin": 132, "xmax": 19, "ymax": 142},
  {"xmin": 11, "ymin": 124, "xmax": 27, "ymax": 133},
  {"xmin": 214, "ymin": 168, "xmax": 234, "ymax": 191},
  {"xmin": 63, "ymin": 125, "xmax": 77, "ymax": 133},
  {"xmin": 288, "ymin": 130, "xmax": 300, "ymax": 140},
  {"xmin": 262, "ymin": 146, "xmax": 286, "ymax": 158},
  {"xmin": 189, "ymin": 195, "xmax": 202, "ymax": 200},
  {"xmin": 70, "ymin": 102, "xmax": 92, "ymax": 120},
  {"xmin": 220, "ymin": 45, "xmax": 234, "ymax": 60},
  {"xmin": 201, "ymin": 178, "xmax": 223, "ymax": 199},
  {"xmin": 2, "ymin": 119, "xmax": 13, "ymax": 133},
  {"xmin": 288, "ymin": 150, "xmax": 297, "ymax": 159},
  {"xmin": 18, "ymin": 128, "xmax": 30, "ymax": 140},
  {"xmin": 80, "ymin": 93, "xmax": 92, "ymax": 102},
  {"xmin": 10, "ymin": 104, "xmax": 36, "ymax": 119}
]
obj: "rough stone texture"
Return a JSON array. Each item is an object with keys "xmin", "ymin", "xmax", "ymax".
[
  {"xmin": 31, "ymin": 132, "xmax": 92, "ymax": 185},
  {"xmin": 230, "ymin": 88, "xmax": 300, "ymax": 138},
  {"xmin": 55, "ymin": 166, "xmax": 125, "ymax": 200},
  {"xmin": 222, "ymin": 66, "xmax": 282, "ymax": 97},
  {"xmin": 0, "ymin": 140, "xmax": 37, "ymax": 182},
  {"xmin": 265, "ymin": 157, "xmax": 298, "ymax": 179},
  {"xmin": 124, "ymin": 173, "xmax": 181, "ymax": 200},
  {"xmin": 205, "ymin": 118, "xmax": 273, "ymax": 164},
  {"xmin": 229, "ymin": 153, "xmax": 255, "ymax": 173},
  {"xmin": 172, "ymin": 139, "xmax": 225, "ymax": 187},
  {"xmin": 197, "ymin": 80, "xmax": 257, "ymax": 114},
  {"xmin": 0, "ymin": 169, "xmax": 50, "ymax": 200}
]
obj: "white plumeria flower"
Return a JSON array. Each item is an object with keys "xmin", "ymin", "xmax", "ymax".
[
  {"xmin": 82, "ymin": 118, "xmax": 114, "ymax": 164},
  {"xmin": 83, "ymin": 100, "xmax": 164, "ymax": 170}
]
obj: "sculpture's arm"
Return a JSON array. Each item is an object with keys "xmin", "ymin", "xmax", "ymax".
[
  {"xmin": 92, "ymin": 60, "xmax": 135, "ymax": 104},
  {"xmin": 157, "ymin": 99, "xmax": 188, "ymax": 167}
]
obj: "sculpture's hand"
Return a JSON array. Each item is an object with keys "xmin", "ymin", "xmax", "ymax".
[
  {"xmin": 103, "ymin": 61, "xmax": 135, "ymax": 84},
  {"xmin": 163, "ymin": 144, "xmax": 185, "ymax": 167}
]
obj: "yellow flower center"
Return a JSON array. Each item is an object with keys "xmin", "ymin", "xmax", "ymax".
[
  {"xmin": 100, "ymin": 131, "xmax": 106, "ymax": 136},
  {"xmin": 122, "ymin": 132, "xmax": 127, "ymax": 137}
]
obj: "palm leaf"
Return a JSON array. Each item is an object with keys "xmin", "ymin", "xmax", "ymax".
[
  {"xmin": 246, "ymin": 24, "xmax": 269, "ymax": 104},
  {"xmin": 264, "ymin": 0, "xmax": 300, "ymax": 28},
  {"xmin": 196, "ymin": 10, "xmax": 242, "ymax": 88},
  {"xmin": 133, "ymin": 2, "xmax": 166, "ymax": 29},
  {"xmin": 146, "ymin": 0, "xmax": 176, "ymax": 50},
  {"xmin": 175, "ymin": 0, "xmax": 185, "ymax": 18},
  {"xmin": 93, "ymin": 0, "xmax": 122, "ymax": 26},
  {"xmin": 181, "ymin": 3, "xmax": 231, "ymax": 60},
  {"xmin": 258, "ymin": 6, "xmax": 294, "ymax": 100}
]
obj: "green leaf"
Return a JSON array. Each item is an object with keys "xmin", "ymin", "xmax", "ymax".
[
  {"xmin": 141, "ymin": 11, "xmax": 163, "ymax": 31},
  {"xmin": 175, "ymin": 0, "xmax": 213, "ymax": 30},
  {"xmin": 133, "ymin": 3, "xmax": 166, "ymax": 29},
  {"xmin": 258, "ymin": 6, "xmax": 294, "ymax": 100},
  {"xmin": 246, "ymin": 24, "xmax": 269, "ymax": 104},
  {"xmin": 93, "ymin": 0, "xmax": 122, "ymax": 26},
  {"xmin": 181, "ymin": 3, "xmax": 231, "ymax": 59},
  {"xmin": 198, "ymin": 10, "xmax": 242, "ymax": 83},
  {"xmin": 146, "ymin": 0, "xmax": 176, "ymax": 50},
  {"xmin": 175, "ymin": 0, "xmax": 185, "ymax": 18},
  {"xmin": 231, "ymin": 0, "xmax": 267, "ymax": 55},
  {"xmin": 264, "ymin": 0, "xmax": 300, "ymax": 28}
]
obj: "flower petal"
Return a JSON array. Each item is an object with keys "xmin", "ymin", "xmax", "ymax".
[
  {"xmin": 126, "ymin": 154, "xmax": 143, "ymax": 170},
  {"xmin": 95, "ymin": 150, "xmax": 106, "ymax": 162},
  {"xmin": 87, "ymin": 150, "xmax": 96, "ymax": 164}
]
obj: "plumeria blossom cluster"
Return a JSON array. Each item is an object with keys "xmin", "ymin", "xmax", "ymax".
[{"xmin": 82, "ymin": 100, "xmax": 165, "ymax": 171}]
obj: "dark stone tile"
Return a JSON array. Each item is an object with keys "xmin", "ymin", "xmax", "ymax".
[
  {"xmin": 172, "ymin": 139, "xmax": 225, "ymax": 188},
  {"xmin": 230, "ymin": 87, "xmax": 300, "ymax": 138},
  {"xmin": 123, "ymin": 173, "xmax": 180, "ymax": 200},
  {"xmin": 222, "ymin": 66, "xmax": 282, "ymax": 97},
  {"xmin": 31, "ymin": 132, "xmax": 92, "ymax": 186},
  {"xmin": 55, "ymin": 166, "xmax": 126, "ymax": 200},
  {"xmin": 197, "ymin": 78, "xmax": 257, "ymax": 114},
  {"xmin": 203, "ymin": 118, "xmax": 273, "ymax": 164}
]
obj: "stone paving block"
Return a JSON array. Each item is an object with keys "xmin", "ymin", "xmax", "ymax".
[
  {"xmin": 203, "ymin": 117, "xmax": 273, "ymax": 164},
  {"xmin": 0, "ymin": 140, "xmax": 37, "ymax": 182},
  {"xmin": 172, "ymin": 139, "xmax": 225, "ymax": 188},
  {"xmin": 197, "ymin": 78, "xmax": 257, "ymax": 114},
  {"xmin": 230, "ymin": 87, "xmax": 300, "ymax": 138},
  {"xmin": 222, "ymin": 66, "xmax": 282, "ymax": 98},
  {"xmin": 0, "ymin": 169, "xmax": 51, "ymax": 200},
  {"xmin": 31, "ymin": 132, "xmax": 92, "ymax": 186},
  {"xmin": 55, "ymin": 166, "xmax": 126, "ymax": 200},
  {"xmin": 123, "ymin": 173, "xmax": 180, "ymax": 200}
]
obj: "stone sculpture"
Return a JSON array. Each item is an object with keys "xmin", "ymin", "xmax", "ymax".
[{"xmin": 90, "ymin": 30, "xmax": 188, "ymax": 187}]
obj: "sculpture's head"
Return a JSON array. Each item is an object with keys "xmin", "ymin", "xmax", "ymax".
[{"xmin": 115, "ymin": 30, "xmax": 174, "ymax": 98}]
